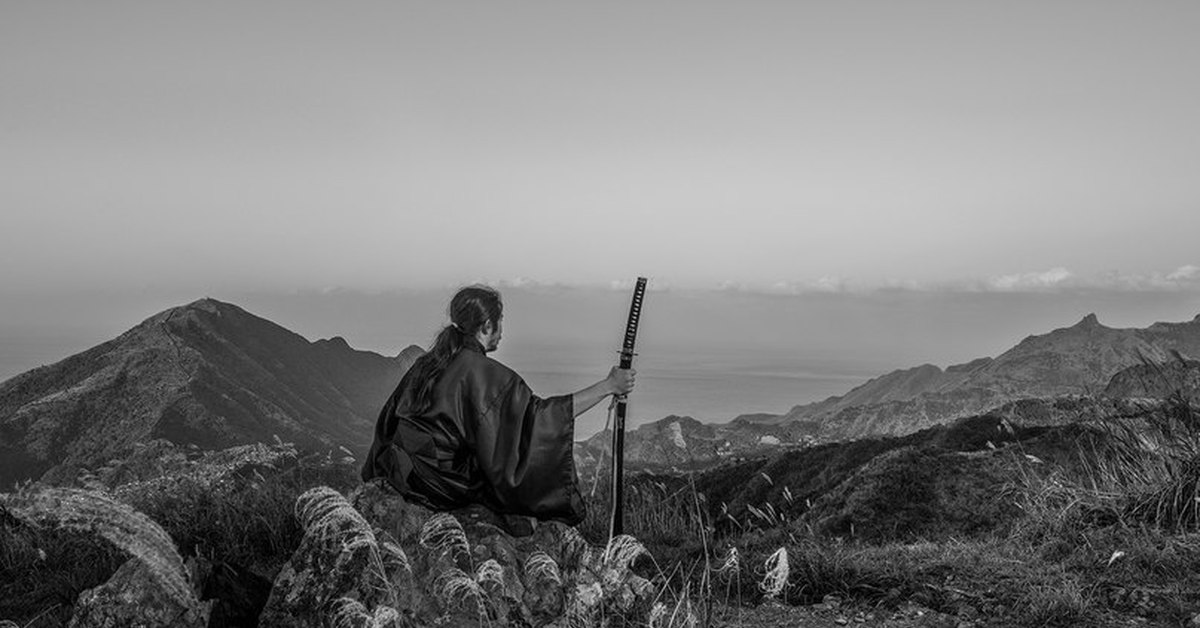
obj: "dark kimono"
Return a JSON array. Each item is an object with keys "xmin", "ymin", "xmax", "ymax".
[{"xmin": 361, "ymin": 339, "xmax": 586, "ymax": 525}]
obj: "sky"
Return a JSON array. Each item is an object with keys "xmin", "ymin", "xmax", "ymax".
[
  {"xmin": 3, "ymin": 2, "xmax": 1200, "ymax": 426},
  {"xmin": 2, "ymin": 1, "xmax": 1199, "ymax": 294}
]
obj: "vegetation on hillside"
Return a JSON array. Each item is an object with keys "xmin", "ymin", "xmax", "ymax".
[{"xmin": 6, "ymin": 369, "xmax": 1200, "ymax": 626}]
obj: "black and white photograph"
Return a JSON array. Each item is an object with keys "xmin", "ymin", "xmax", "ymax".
[{"xmin": 3, "ymin": 2, "xmax": 1200, "ymax": 626}]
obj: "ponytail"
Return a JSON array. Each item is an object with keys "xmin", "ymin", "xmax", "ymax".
[{"xmin": 407, "ymin": 285, "xmax": 502, "ymax": 414}]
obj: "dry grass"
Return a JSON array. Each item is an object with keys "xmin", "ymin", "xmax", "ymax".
[
  {"xmin": 293, "ymin": 486, "xmax": 412, "ymax": 621},
  {"xmin": 524, "ymin": 551, "xmax": 562, "ymax": 586},
  {"xmin": 418, "ymin": 512, "xmax": 471, "ymax": 563},
  {"xmin": 758, "ymin": 547, "xmax": 788, "ymax": 600},
  {"xmin": 331, "ymin": 597, "xmax": 404, "ymax": 628}
]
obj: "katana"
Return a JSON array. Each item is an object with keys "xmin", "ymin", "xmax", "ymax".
[{"xmin": 609, "ymin": 276, "xmax": 647, "ymax": 539}]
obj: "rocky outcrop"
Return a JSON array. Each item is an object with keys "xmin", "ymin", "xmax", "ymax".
[
  {"xmin": 260, "ymin": 481, "xmax": 655, "ymax": 627},
  {"xmin": 67, "ymin": 558, "xmax": 212, "ymax": 628}
]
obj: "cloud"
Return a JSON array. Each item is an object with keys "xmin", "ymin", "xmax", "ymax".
[
  {"xmin": 1168, "ymin": 265, "xmax": 1200, "ymax": 281},
  {"xmin": 710, "ymin": 264, "xmax": 1200, "ymax": 297},
  {"xmin": 988, "ymin": 267, "xmax": 1074, "ymax": 292},
  {"xmin": 607, "ymin": 278, "xmax": 673, "ymax": 293},
  {"xmin": 768, "ymin": 276, "xmax": 852, "ymax": 295},
  {"xmin": 453, "ymin": 265, "xmax": 1200, "ymax": 297}
]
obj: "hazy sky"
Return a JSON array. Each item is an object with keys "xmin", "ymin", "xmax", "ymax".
[
  {"xmin": 3, "ymin": 1, "xmax": 1199, "ymax": 295},
  {"xmin": 4, "ymin": 0, "xmax": 1200, "ymax": 426}
]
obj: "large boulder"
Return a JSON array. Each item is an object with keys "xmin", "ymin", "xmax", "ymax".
[
  {"xmin": 67, "ymin": 558, "xmax": 211, "ymax": 628},
  {"xmin": 260, "ymin": 480, "xmax": 655, "ymax": 627}
]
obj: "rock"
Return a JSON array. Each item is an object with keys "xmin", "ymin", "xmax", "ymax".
[
  {"xmin": 189, "ymin": 556, "xmax": 272, "ymax": 628},
  {"xmin": 67, "ymin": 558, "xmax": 211, "ymax": 628},
  {"xmin": 261, "ymin": 480, "xmax": 656, "ymax": 627},
  {"xmin": 258, "ymin": 486, "xmax": 418, "ymax": 628}
]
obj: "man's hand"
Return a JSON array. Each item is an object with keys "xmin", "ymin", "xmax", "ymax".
[{"xmin": 607, "ymin": 367, "xmax": 636, "ymax": 397}]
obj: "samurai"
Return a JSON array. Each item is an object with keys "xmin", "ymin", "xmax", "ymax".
[{"xmin": 361, "ymin": 285, "xmax": 636, "ymax": 527}]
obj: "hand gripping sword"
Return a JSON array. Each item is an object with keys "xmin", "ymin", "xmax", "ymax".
[{"xmin": 609, "ymin": 277, "xmax": 647, "ymax": 539}]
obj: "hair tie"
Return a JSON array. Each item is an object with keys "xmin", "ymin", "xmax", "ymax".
[{"xmin": 450, "ymin": 322, "xmax": 463, "ymax": 332}]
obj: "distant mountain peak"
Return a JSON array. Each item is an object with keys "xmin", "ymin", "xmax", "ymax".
[
  {"xmin": 182, "ymin": 296, "xmax": 237, "ymax": 313},
  {"xmin": 1076, "ymin": 313, "xmax": 1101, "ymax": 328},
  {"xmin": 318, "ymin": 336, "xmax": 352, "ymax": 349},
  {"xmin": 0, "ymin": 298, "xmax": 420, "ymax": 486},
  {"xmin": 139, "ymin": 297, "xmax": 247, "ymax": 329}
]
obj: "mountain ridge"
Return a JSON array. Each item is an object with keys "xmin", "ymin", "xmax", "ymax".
[
  {"xmin": 0, "ymin": 298, "xmax": 422, "ymax": 486},
  {"xmin": 7, "ymin": 300, "xmax": 1200, "ymax": 484},
  {"xmin": 771, "ymin": 313, "xmax": 1199, "ymax": 441}
]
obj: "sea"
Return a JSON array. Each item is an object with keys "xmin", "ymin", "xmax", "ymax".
[{"xmin": 503, "ymin": 343, "xmax": 880, "ymax": 439}]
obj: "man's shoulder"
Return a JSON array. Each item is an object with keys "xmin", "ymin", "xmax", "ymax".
[{"xmin": 456, "ymin": 350, "xmax": 520, "ymax": 387}]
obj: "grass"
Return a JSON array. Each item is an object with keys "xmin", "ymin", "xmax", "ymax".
[
  {"xmin": 0, "ymin": 508, "xmax": 125, "ymax": 628},
  {"xmin": 577, "ymin": 376, "xmax": 1200, "ymax": 627},
  {"xmin": 0, "ymin": 446, "xmax": 356, "ymax": 627},
  {"xmin": 1, "ymin": 485, "xmax": 207, "ymax": 627},
  {"xmin": 7, "ymin": 361, "xmax": 1200, "ymax": 627}
]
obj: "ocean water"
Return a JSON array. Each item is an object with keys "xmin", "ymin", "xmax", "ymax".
[{"xmin": 503, "ymin": 344, "xmax": 878, "ymax": 439}]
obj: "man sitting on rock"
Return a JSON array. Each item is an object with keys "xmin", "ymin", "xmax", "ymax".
[{"xmin": 361, "ymin": 285, "xmax": 635, "ymax": 534}]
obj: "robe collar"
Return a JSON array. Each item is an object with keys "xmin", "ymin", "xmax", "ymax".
[{"xmin": 461, "ymin": 336, "xmax": 485, "ymax": 354}]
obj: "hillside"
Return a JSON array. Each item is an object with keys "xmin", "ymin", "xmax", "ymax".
[
  {"xmin": 776, "ymin": 313, "xmax": 1200, "ymax": 441},
  {"xmin": 581, "ymin": 314, "xmax": 1200, "ymax": 472},
  {"xmin": 573, "ymin": 414, "xmax": 816, "ymax": 478},
  {"xmin": 0, "ymin": 298, "xmax": 422, "ymax": 487}
]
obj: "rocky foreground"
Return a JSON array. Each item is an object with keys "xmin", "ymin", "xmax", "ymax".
[{"xmin": 2, "ymin": 479, "xmax": 656, "ymax": 628}]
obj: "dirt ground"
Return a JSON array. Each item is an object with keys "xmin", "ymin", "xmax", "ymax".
[
  {"xmin": 706, "ymin": 599, "xmax": 1166, "ymax": 628},
  {"xmin": 709, "ymin": 600, "xmax": 968, "ymax": 628}
]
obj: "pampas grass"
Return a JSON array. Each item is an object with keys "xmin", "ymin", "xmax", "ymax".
[
  {"xmin": 524, "ymin": 551, "xmax": 561, "ymax": 585},
  {"xmin": 601, "ymin": 534, "xmax": 649, "ymax": 574},
  {"xmin": 294, "ymin": 486, "xmax": 411, "ymax": 622},
  {"xmin": 331, "ymin": 597, "xmax": 404, "ymax": 628},
  {"xmin": 475, "ymin": 558, "xmax": 505, "ymax": 591},
  {"xmin": 433, "ymin": 566, "xmax": 490, "ymax": 620},
  {"xmin": 759, "ymin": 547, "xmax": 789, "ymax": 600},
  {"xmin": 419, "ymin": 512, "xmax": 470, "ymax": 562},
  {"xmin": 380, "ymin": 540, "xmax": 411, "ymax": 578},
  {"xmin": 716, "ymin": 546, "xmax": 740, "ymax": 575}
]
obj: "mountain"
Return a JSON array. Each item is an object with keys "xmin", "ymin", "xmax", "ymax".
[
  {"xmin": 778, "ymin": 313, "xmax": 1200, "ymax": 441},
  {"xmin": 586, "ymin": 313, "xmax": 1200, "ymax": 473},
  {"xmin": 572, "ymin": 414, "xmax": 817, "ymax": 479},
  {"xmin": 8, "ymin": 301, "xmax": 1200, "ymax": 487},
  {"xmin": 0, "ymin": 298, "xmax": 422, "ymax": 487}
]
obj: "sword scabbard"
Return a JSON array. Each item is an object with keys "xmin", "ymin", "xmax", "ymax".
[{"xmin": 609, "ymin": 277, "xmax": 647, "ymax": 539}]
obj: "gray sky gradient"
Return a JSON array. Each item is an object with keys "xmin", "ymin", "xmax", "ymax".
[
  {"xmin": 3, "ymin": 2, "xmax": 1199, "ymax": 294},
  {"xmin": 5, "ymin": 2, "xmax": 1200, "ymax": 433}
]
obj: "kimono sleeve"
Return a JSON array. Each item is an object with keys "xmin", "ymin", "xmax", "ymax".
[{"xmin": 472, "ymin": 376, "xmax": 587, "ymax": 524}]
